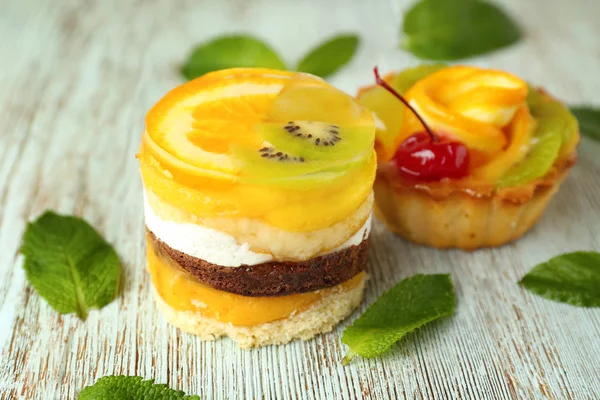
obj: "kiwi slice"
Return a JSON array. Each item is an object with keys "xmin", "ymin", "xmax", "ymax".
[
  {"xmin": 236, "ymin": 149, "xmax": 374, "ymax": 190},
  {"xmin": 231, "ymin": 78, "xmax": 375, "ymax": 188},
  {"xmin": 527, "ymin": 88, "xmax": 578, "ymax": 147},
  {"xmin": 232, "ymin": 144, "xmax": 335, "ymax": 180},
  {"xmin": 255, "ymin": 120, "xmax": 374, "ymax": 162},
  {"xmin": 496, "ymin": 122, "xmax": 562, "ymax": 188},
  {"xmin": 497, "ymin": 91, "xmax": 574, "ymax": 188}
]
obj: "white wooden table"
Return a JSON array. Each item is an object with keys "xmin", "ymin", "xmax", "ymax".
[{"xmin": 1, "ymin": 0, "xmax": 599, "ymax": 398}]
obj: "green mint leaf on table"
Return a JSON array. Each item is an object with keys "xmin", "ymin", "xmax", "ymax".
[
  {"xmin": 519, "ymin": 252, "xmax": 600, "ymax": 307},
  {"xmin": 342, "ymin": 274, "xmax": 455, "ymax": 365},
  {"xmin": 181, "ymin": 35, "xmax": 286, "ymax": 80},
  {"xmin": 401, "ymin": 0, "xmax": 521, "ymax": 60},
  {"xmin": 570, "ymin": 106, "xmax": 600, "ymax": 141},
  {"xmin": 78, "ymin": 376, "xmax": 200, "ymax": 400},
  {"xmin": 21, "ymin": 211, "xmax": 121, "ymax": 320},
  {"xmin": 296, "ymin": 34, "xmax": 359, "ymax": 78}
]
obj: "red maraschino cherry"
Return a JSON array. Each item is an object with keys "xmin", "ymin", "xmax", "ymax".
[{"xmin": 373, "ymin": 67, "xmax": 470, "ymax": 181}]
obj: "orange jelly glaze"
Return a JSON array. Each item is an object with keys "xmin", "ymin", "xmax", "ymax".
[
  {"xmin": 139, "ymin": 68, "xmax": 376, "ymax": 232},
  {"xmin": 147, "ymin": 238, "xmax": 364, "ymax": 327},
  {"xmin": 139, "ymin": 143, "xmax": 376, "ymax": 231}
]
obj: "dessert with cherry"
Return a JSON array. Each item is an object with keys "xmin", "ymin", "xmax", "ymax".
[
  {"xmin": 358, "ymin": 65, "xmax": 580, "ymax": 249},
  {"xmin": 373, "ymin": 67, "xmax": 469, "ymax": 181}
]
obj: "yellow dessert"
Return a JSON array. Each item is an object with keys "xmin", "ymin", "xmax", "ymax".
[
  {"xmin": 358, "ymin": 65, "xmax": 579, "ymax": 249},
  {"xmin": 139, "ymin": 68, "xmax": 376, "ymax": 347}
]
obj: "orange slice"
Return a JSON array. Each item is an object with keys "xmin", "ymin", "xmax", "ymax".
[
  {"xmin": 394, "ymin": 66, "xmax": 528, "ymax": 167},
  {"xmin": 145, "ymin": 69, "xmax": 303, "ymax": 178},
  {"xmin": 140, "ymin": 68, "xmax": 376, "ymax": 231}
]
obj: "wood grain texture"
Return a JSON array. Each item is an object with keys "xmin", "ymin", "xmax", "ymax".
[{"xmin": 1, "ymin": 0, "xmax": 599, "ymax": 398}]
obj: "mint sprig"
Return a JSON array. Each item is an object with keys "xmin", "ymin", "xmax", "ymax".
[
  {"xmin": 180, "ymin": 35, "xmax": 286, "ymax": 81},
  {"xmin": 570, "ymin": 106, "xmax": 600, "ymax": 141},
  {"xmin": 520, "ymin": 251, "xmax": 600, "ymax": 307},
  {"xmin": 21, "ymin": 211, "xmax": 121, "ymax": 320},
  {"xmin": 181, "ymin": 34, "xmax": 359, "ymax": 80},
  {"xmin": 297, "ymin": 34, "xmax": 359, "ymax": 78},
  {"xmin": 401, "ymin": 0, "xmax": 521, "ymax": 60},
  {"xmin": 342, "ymin": 274, "xmax": 455, "ymax": 365},
  {"xmin": 78, "ymin": 376, "xmax": 200, "ymax": 399}
]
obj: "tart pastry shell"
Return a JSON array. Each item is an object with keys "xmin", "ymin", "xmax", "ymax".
[{"xmin": 374, "ymin": 157, "xmax": 576, "ymax": 249}]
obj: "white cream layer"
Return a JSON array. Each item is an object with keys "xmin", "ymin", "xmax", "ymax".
[{"xmin": 144, "ymin": 195, "xmax": 371, "ymax": 267}]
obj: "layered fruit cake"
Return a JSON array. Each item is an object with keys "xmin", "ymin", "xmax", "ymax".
[
  {"xmin": 358, "ymin": 65, "xmax": 579, "ymax": 249},
  {"xmin": 138, "ymin": 68, "xmax": 376, "ymax": 348}
]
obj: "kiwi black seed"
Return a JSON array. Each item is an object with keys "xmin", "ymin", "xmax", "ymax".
[
  {"xmin": 283, "ymin": 121, "xmax": 342, "ymax": 147},
  {"xmin": 259, "ymin": 146, "xmax": 305, "ymax": 162}
]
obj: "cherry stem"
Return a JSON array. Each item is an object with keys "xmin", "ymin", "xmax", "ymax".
[{"xmin": 373, "ymin": 66, "xmax": 438, "ymax": 143}]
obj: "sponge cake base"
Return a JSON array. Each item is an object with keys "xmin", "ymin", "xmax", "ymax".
[{"xmin": 152, "ymin": 274, "xmax": 366, "ymax": 348}]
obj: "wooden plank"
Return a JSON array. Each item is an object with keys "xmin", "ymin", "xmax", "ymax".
[{"xmin": 1, "ymin": 0, "xmax": 599, "ymax": 398}]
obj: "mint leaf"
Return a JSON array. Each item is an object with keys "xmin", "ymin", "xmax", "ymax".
[
  {"xmin": 401, "ymin": 0, "xmax": 521, "ymax": 60},
  {"xmin": 21, "ymin": 211, "xmax": 121, "ymax": 320},
  {"xmin": 570, "ymin": 106, "xmax": 600, "ymax": 141},
  {"xmin": 78, "ymin": 376, "xmax": 200, "ymax": 399},
  {"xmin": 520, "ymin": 252, "xmax": 600, "ymax": 307},
  {"xmin": 342, "ymin": 274, "xmax": 455, "ymax": 364},
  {"xmin": 296, "ymin": 34, "xmax": 359, "ymax": 78},
  {"xmin": 180, "ymin": 35, "xmax": 286, "ymax": 80}
]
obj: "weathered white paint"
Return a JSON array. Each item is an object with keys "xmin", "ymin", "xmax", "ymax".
[{"xmin": 1, "ymin": 0, "xmax": 599, "ymax": 398}]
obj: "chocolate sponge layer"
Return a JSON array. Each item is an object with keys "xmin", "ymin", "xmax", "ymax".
[{"xmin": 148, "ymin": 230, "xmax": 369, "ymax": 297}]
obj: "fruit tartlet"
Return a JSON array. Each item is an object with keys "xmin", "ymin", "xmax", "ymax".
[
  {"xmin": 358, "ymin": 65, "xmax": 579, "ymax": 249},
  {"xmin": 138, "ymin": 68, "xmax": 376, "ymax": 347}
]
